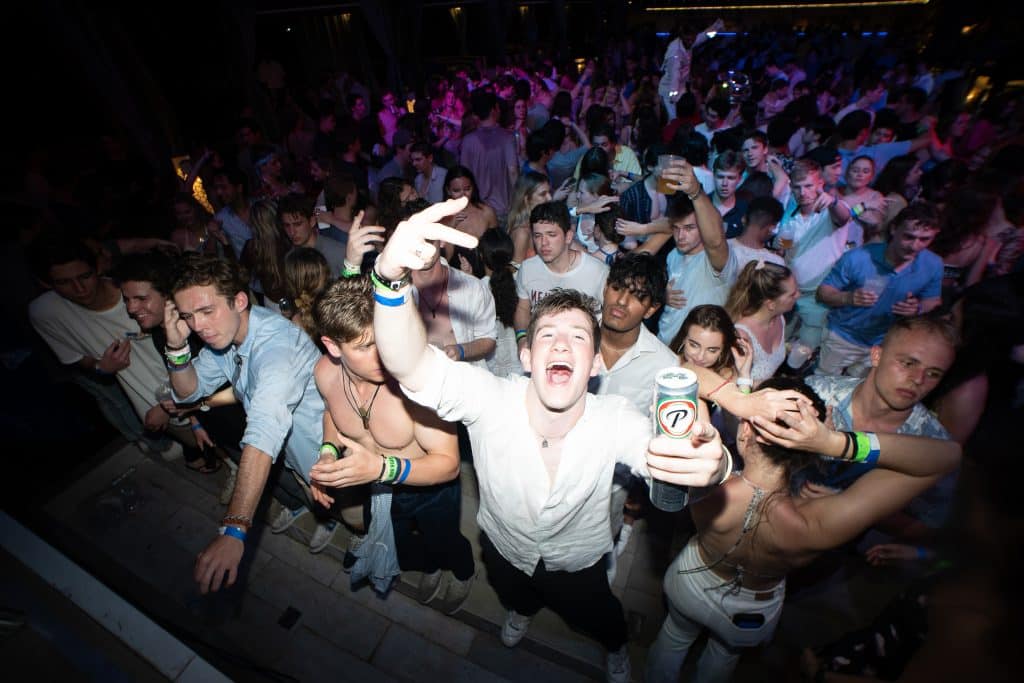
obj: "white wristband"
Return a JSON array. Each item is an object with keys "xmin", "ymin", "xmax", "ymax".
[{"xmin": 735, "ymin": 377, "xmax": 753, "ymax": 387}]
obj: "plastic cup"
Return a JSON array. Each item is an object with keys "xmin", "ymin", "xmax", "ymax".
[
  {"xmin": 656, "ymin": 155, "xmax": 683, "ymax": 195},
  {"xmin": 777, "ymin": 228, "xmax": 795, "ymax": 250},
  {"xmin": 787, "ymin": 342, "xmax": 812, "ymax": 369},
  {"xmin": 862, "ymin": 275, "xmax": 889, "ymax": 297}
]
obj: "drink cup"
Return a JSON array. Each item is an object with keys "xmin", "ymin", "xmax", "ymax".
[
  {"xmin": 777, "ymin": 228, "xmax": 795, "ymax": 250},
  {"xmin": 787, "ymin": 342, "xmax": 812, "ymax": 369},
  {"xmin": 656, "ymin": 155, "xmax": 683, "ymax": 195},
  {"xmin": 862, "ymin": 275, "xmax": 889, "ymax": 297}
]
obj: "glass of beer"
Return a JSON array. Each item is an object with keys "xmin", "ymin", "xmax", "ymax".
[
  {"xmin": 776, "ymin": 227, "xmax": 795, "ymax": 250},
  {"xmin": 657, "ymin": 155, "xmax": 683, "ymax": 195}
]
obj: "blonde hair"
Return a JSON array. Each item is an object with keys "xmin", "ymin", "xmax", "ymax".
[
  {"xmin": 507, "ymin": 172, "xmax": 550, "ymax": 233},
  {"xmin": 725, "ymin": 260, "xmax": 793, "ymax": 319}
]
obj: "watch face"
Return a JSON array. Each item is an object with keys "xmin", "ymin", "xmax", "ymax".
[{"xmin": 199, "ymin": 403, "xmax": 211, "ymax": 412}]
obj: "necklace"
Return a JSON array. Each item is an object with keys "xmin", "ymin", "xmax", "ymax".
[
  {"xmin": 342, "ymin": 367, "xmax": 382, "ymax": 430},
  {"xmin": 423, "ymin": 268, "xmax": 449, "ymax": 319},
  {"xmin": 537, "ymin": 428, "xmax": 571, "ymax": 448}
]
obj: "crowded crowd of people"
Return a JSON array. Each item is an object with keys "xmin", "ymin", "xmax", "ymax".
[{"xmin": 18, "ymin": 17, "xmax": 1024, "ymax": 683}]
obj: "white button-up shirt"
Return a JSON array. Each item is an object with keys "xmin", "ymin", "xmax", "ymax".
[
  {"xmin": 403, "ymin": 347, "xmax": 651, "ymax": 575},
  {"xmin": 593, "ymin": 324, "xmax": 679, "ymax": 416}
]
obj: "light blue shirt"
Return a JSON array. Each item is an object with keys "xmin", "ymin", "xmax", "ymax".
[
  {"xmin": 805, "ymin": 374, "xmax": 956, "ymax": 528},
  {"xmin": 657, "ymin": 247, "xmax": 738, "ymax": 345},
  {"xmin": 214, "ymin": 206, "xmax": 254, "ymax": 259},
  {"xmin": 823, "ymin": 243, "xmax": 943, "ymax": 347},
  {"xmin": 177, "ymin": 306, "xmax": 324, "ymax": 481}
]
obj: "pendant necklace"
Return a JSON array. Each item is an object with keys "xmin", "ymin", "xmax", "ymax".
[
  {"xmin": 424, "ymin": 268, "xmax": 449, "ymax": 319},
  {"xmin": 342, "ymin": 367, "xmax": 382, "ymax": 430}
]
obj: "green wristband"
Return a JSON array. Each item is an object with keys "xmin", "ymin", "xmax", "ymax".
[
  {"xmin": 380, "ymin": 455, "xmax": 400, "ymax": 483},
  {"xmin": 319, "ymin": 442, "xmax": 340, "ymax": 459}
]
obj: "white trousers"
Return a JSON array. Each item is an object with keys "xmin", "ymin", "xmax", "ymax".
[{"xmin": 645, "ymin": 537, "xmax": 785, "ymax": 683}]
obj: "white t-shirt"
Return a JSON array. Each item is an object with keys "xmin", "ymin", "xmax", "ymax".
[
  {"xmin": 781, "ymin": 209, "xmax": 851, "ymax": 293},
  {"xmin": 515, "ymin": 252, "xmax": 609, "ymax": 308},
  {"xmin": 728, "ymin": 239, "xmax": 785, "ymax": 275},
  {"xmin": 28, "ymin": 290, "xmax": 167, "ymax": 419},
  {"xmin": 657, "ymin": 247, "xmax": 739, "ymax": 345},
  {"xmin": 403, "ymin": 346, "xmax": 651, "ymax": 575}
]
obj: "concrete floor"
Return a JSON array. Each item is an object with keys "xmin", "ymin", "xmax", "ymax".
[{"xmin": 29, "ymin": 441, "xmax": 909, "ymax": 682}]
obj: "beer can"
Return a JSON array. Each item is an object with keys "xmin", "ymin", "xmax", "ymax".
[{"xmin": 649, "ymin": 367, "xmax": 699, "ymax": 512}]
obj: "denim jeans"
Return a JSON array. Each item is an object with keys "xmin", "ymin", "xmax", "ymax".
[{"xmin": 71, "ymin": 372, "xmax": 172, "ymax": 452}]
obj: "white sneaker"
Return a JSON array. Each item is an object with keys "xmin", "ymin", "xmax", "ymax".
[
  {"xmin": 500, "ymin": 610, "xmax": 532, "ymax": 647},
  {"xmin": 270, "ymin": 505, "xmax": 309, "ymax": 533},
  {"xmin": 439, "ymin": 572, "xmax": 476, "ymax": 615},
  {"xmin": 149, "ymin": 440, "xmax": 183, "ymax": 462},
  {"xmin": 606, "ymin": 645, "xmax": 631, "ymax": 683},
  {"xmin": 417, "ymin": 570, "xmax": 444, "ymax": 603},
  {"xmin": 309, "ymin": 520, "xmax": 338, "ymax": 553}
]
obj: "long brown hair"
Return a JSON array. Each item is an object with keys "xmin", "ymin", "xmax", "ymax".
[
  {"xmin": 725, "ymin": 261, "xmax": 793, "ymax": 320},
  {"xmin": 671, "ymin": 304, "xmax": 739, "ymax": 377}
]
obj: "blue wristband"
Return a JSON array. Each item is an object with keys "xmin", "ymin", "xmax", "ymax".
[
  {"xmin": 395, "ymin": 458, "xmax": 412, "ymax": 484},
  {"xmin": 191, "ymin": 422, "xmax": 204, "ymax": 432},
  {"xmin": 456, "ymin": 344, "xmax": 465, "ymax": 361},
  {"xmin": 373, "ymin": 291, "xmax": 406, "ymax": 307},
  {"xmin": 219, "ymin": 525, "xmax": 246, "ymax": 542}
]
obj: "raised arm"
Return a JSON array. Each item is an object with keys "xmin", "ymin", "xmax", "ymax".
[
  {"xmin": 662, "ymin": 160, "xmax": 729, "ymax": 271},
  {"xmin": 372, "ymin": 198, "xmax": 478, "ymax": 392},
  {"xmin": 752, "ymin": 402, "xmax": 961, "ymax": 552}
]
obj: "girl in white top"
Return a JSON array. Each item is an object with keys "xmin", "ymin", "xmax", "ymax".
[
  {"xmin": 477, "ymin": 228, "xmax": 526, "ymax": 378},
  {"xmin": 726, "ymin": 261, "xmax": 800, "ymax": 386}
]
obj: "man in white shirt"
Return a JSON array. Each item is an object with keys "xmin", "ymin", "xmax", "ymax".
[
  {"xmin": 657, "ymin": 162, "xmax": 738, "ymax": 345},
  {"xmin": 728, "ymin": 197, "xmax": 786, "ymax": 272},
  {"xmin": 778, "ymin": 159, "xmax": 854, "ymax": 349},
  {"xmin": 28, "ymin": 238, "xmax": 182, "ymax": 460},
  {"xmin": 591, "ymin": 253, "xmax": 678, "ymax": 578},
  {"xmin": 513, "ymin": 201, "xmax": 609, "ymax": 349},
  {"xmin": 410, "ymin": 142, "xmax": 447, "ymax": 204},
  {"xmin": 368, "ymin": 197, "xmax": 733, "ymax": 683}
]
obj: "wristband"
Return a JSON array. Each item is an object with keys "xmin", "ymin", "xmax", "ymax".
[
  {"xmin": 191, "ymin": 422, "xmax": 204, "ymax": 431},
  {"xmin": 164, "ymin": 341, "xmax": 189, "ymax": 353},
  {"xmin": 380, "ymin": 455, "xmax": 400, "ymax": 483},
  {"xmin": 319, "ymin": 442, "xmax": 341, "ymax": 459},
  {"xmin": 456, "ymin": 344, "xmax": 465, "ymax": 361},
  {"xmin": 850, "ymin": 203, "xmax": 865, "ymax": 219},
  {"xmin": 373, "ymin": 290, "xmax": 406, "ymax": 306},
  {"xmin": 569, "ymin": 205, "xmax": 578, "ymax": 218},
  {"xmin": 395, "ymin": 458, "xmax": 412, "ymax": 484},
  {"xmin": 370, "ymin": 261, "xmax": 411, "ymax": 292},
  {"xmin": 166, "ymin": 359, "xmax": 192, "ymax": 372},
  {"xmin": 342, "ymin": 260, "xmax": 362, "ymax": 278},
  {"xmin": 219, "ymin": 525, "xmax": 247, "ymax": 542},
  {"xmin": 735, "ymin": 377, "xmax": 753, "ymax": 387},
  {"xmin": 686, "ymin": 187, "xmax": 702, "ymax": 202},
  {"xmin": 94, "ymin": 364, "xmax": 112, "ymax": 375},
  {"xmin": 515, "ymin": 329, "xmax": 527, "ymax": 342},
  {"xmin": 376, "ymin": 455, "xmax": 387, "ymax": 482},
  {"xmin": 852, "ymin": 431, "xmax": 881, "ymax": 464}
]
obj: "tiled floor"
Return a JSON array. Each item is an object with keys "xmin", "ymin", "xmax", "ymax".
[{"xmin": 38, "ymin": 442, "xmax": 909, "ymax": 682}]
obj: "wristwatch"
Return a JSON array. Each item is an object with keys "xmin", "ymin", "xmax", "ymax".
[{"xmin": 198, "ymin": 400, "xmax": 210, "ymax": 413}]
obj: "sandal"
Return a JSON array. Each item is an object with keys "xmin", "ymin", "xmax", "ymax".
[{"xmin": 185, "ymin": 459, "xmax": 223, "ymax": 475}]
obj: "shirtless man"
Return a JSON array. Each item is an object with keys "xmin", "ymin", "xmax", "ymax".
[{"xmin": 309, "ymin": 276, "xmax": 475, "ymax": 612}]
